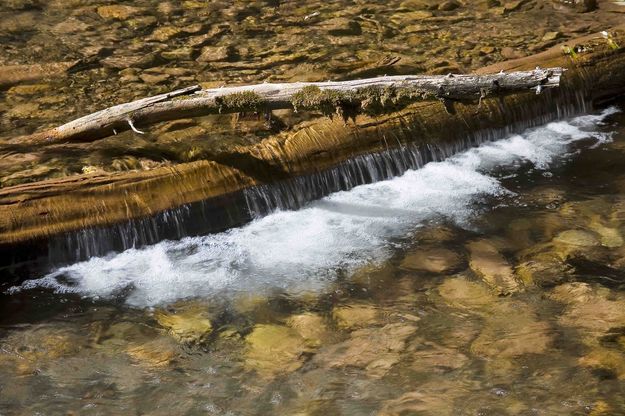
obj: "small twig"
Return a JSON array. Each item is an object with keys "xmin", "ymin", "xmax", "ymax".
[{"xmin": 127, "ymin": 118, "xmax": 145, "ymax": 135}]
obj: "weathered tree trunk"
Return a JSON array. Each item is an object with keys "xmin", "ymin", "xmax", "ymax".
[{"xmin": 16, "ymin": 69, "xmax": 563, "ymax": 145}]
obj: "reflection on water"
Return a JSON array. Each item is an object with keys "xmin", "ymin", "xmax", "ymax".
[{"xmin": 1, "ymin": 107, "xmax": 625, "ymax": 414}]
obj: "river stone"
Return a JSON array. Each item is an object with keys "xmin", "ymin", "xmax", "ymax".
[
  {"xmin": 140, "ymin": 72, "xmax": 171, "ymax": 85},
  {"xmin": 437, "ymin": 276, "xmax": 498, "ymax": 310},
  {"xmin": 332, "ymin": 304, "xmax": 379, "ymax": 329},
  {"xmin": 6, "ymin": 83, "xmax": 50, "ymax": 98},
  {"xmin": 500, "ymin": 47, "xmax": 525, "ymax": 59},
  {"xmin": 550, "ymin": 282, "xmax": 625, "ymax": 336},
  {"xmin": 0, "ymin": 11, "xmax": 37, "ymax": 33},
  {"xmin": 579, "ymin": 344, "xmax": 625, "ymax": 380},
  {"xmin": 316, "ymin": 323, "xmax": 417, "ymax": 378},
  {"xmin": 245, "ymin": 324, "xmax": 308, "ymax": 377},
  {"xmin": 400, "ymin": 0, "xmax": 440, "ymax": 9},
  {"xmin": 378, "ymin": 381, "xmax": 468, "ymax": 415},
  {"xmin": 5, "ymin": 102, "xmax": 40, "ymax": 119},
  {"xmin": 408, "ymin": 339, "xmax": 469, "ymax": 373},
  {"xmin": 438, "ymin": 0, "xmax": 461, "ymax": 10},
  {"xmin": 286, "ymin": 312, "xmax": 328, "ymax": 347},
  {"xmin": 161, "ymin": 47, "xmax": 197, "ymax": 61},
  {"xmin": 553, "ymin": 230, "xmax": 600, "ymax": 247},
  {"xmin": 400, "ymin": 246, "xmax": 464, "ymax": 274},
  {"xmin": 542, "ymin": 31, "xmax": 562, "ymax": 42},
  {"xmin": 154, "ymin": 307, "xmax": 213, "ymax": 344},
  {"xmin": 467, "ymin": 240, "xmax": 523, "ymax": 295},
  {"xmin": 470, "ymin": 301, "xmax": 552, "ymax": 359},
  {"xmin": 149, "ymin": 25, "xmax": 184, "ymax": 42},
  {"xmin": 588, "ymin": 217, "xmax": 623, "ymax": 248},
  {"xmin": 515, "ymin": 250, "xmax": 571, "ymax": 287},
  {"xmin": 0, "ymin": 326, "xmax": 81, "ymax": 375},
  {"xmin": 51, "ymin": 17, "xmax": 92, "ymax": 34},
  {"xmin": 97, "ymin": 5, "xmax": 144, "ymax": 20},
  {"xmin": 126, "ymin": 339, "xmax": 178, "ymax": 368},
  {"xmin": 124, "ymin": 16, "xmax": 158, "ymax": 31},
  {"xmin": 197, "ymin": 45, "xmax": 232, "ymax": 62},
  {"xmin": 322, "ymin": 18, "xmax": 362, "ymax": 36}
]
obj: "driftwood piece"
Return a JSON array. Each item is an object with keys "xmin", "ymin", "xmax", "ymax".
[{"xmin": 18, "ymin": 68, "xmax": 564, "ymax": 145}]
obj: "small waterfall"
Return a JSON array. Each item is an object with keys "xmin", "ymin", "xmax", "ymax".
[{"xmin": 0, "ymin": 88, "xmax": 591, "ymax": 276}]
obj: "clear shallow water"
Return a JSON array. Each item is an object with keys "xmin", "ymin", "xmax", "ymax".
[
  {"xmin": 14, "ymin": 107, "xmax": 619, "ymax": 307},
  {"xmin": 3, "ymin": 107, "xmax": 625, "ymax": 415}
]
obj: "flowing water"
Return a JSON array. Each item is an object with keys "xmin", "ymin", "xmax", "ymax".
[{"xmin": 2, "ymin": 105, "xmax": 625, "ymax": 414}]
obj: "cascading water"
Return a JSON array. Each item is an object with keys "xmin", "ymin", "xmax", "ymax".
[{"xmin": 12, "ymin": 106, "xmax": 619, "ymax": 307}]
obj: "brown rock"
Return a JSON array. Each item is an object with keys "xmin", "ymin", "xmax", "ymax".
[
  {"xmin": 332, "ymin": 304, "xmax": 379, "ymax": 329},
  {"xmin": 149, "ymin": 25, "xmax": 184, "ymax": 42},
  {"xmin": 139, "ymin": 72, "xmax": 170, "ymax": 84},
  {"xmin": 467, "ymin": 240, "xmax": 523, "ymax": 295},
  {"xmin": 196, "ymin": 45, "xmax": 233, "ymax": 62},
  {"xmin": 97, "ymin": 5, "xmax": 144, "ymax": 20},
  {"xmin": 322, "ymin": 18, "xmax": 362, "ymax": 36},
  {"xmin": 542, "ymin": 31, "xmax": 562, "ymax": 42},
  {"xmin": 500, "ymin": 47, "xmax": 526, "ymax": 59},
  {"xmin": 438, "ymin": 0, "xmax": 461, "ymax": 10},
  {"xmin": 400, "ymin": 247, "xmax": 464, "ymax": 274},
  {"xmin": 316, "ymin": 323, "xmax": 417, "ymax": 378}
]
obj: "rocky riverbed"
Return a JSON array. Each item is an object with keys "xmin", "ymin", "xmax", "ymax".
[{"xmin": 1, "ymin": 104, "xmax": 625, "ymax": 414}]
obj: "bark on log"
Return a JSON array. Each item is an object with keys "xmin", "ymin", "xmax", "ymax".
[{"xmin": 16, "ymin": 69, "xmax": 563, "ymax": 145}]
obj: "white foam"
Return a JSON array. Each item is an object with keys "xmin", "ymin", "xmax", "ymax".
[{"xmin": 13, "ymin": 107, "xmax": 619, "ymax": 307}]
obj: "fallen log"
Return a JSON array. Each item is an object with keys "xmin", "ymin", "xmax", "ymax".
[{"xmin": 16, "ymin": 69, "xmax": 563, "ymax": 145}]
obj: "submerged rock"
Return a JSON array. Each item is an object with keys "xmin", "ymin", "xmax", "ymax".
[
  {"xmin": 286, "ymin": 312, "xmax": 328, "ymax": 347},
  {"xmin": 407, "ymin": 339, "xmax": 469, "ymax": 374},
  {"xmin": 400, "ymin": 246, "xmax": 465, "ymax": 274},
  {"xmin": 315, "ymin": 323, "xmax": 417, "ymax": 378},
  {"xmin": 321, "ymin": 18, "xmax": 362, "ymax": 36},
  {"xmin": 515, "ymin": 252, "xmax": 571, "ymax": 287},
  {"xmin": 578, "ymin": 344, "xmax": 625, "ymax": 380},
  {"xmin": 553, "ymin": 230, "xmax": 601, "ymax": 248},
  {"xmin": 467, "ymin": 240, "xmax": 523, "ymax": 295},
  {"xmin": 588, "ymin": 217, "xmax": 624, "ymax": 248},
  {"xmin": 550, "ymin": 282, "xmax": 625, "ymax": 336},
  {"xmin": 97, "ymin": 5, "xmax": 144, "ymax": 20},
  {"xmin": 437, "ymin": 275, "xmax": 498, "ymax": 310},
  {"xmin": 244, "ymin": 324, "xmax": 309, "ymax": 377},
  {"xmin": 0, "ymin": 326, "xmax": 81, "ymax": 375},
  {"xmin": 154, "ymin": 305, "xmax": 213, "ymax": 344},
  {"xmin": 332, "ymin": 303, "xmax": 380, "ymax": 330},
  {"xmin": 378, "ymin": 380, "xmax": 471, "ymax": 416},
  {"xmin": 470, "ymin": 301, "xmax": 552, "ymax": 359},
  {"xmin": 126, "ymin": 339, "xmax": 178, "ymax": 368}
]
